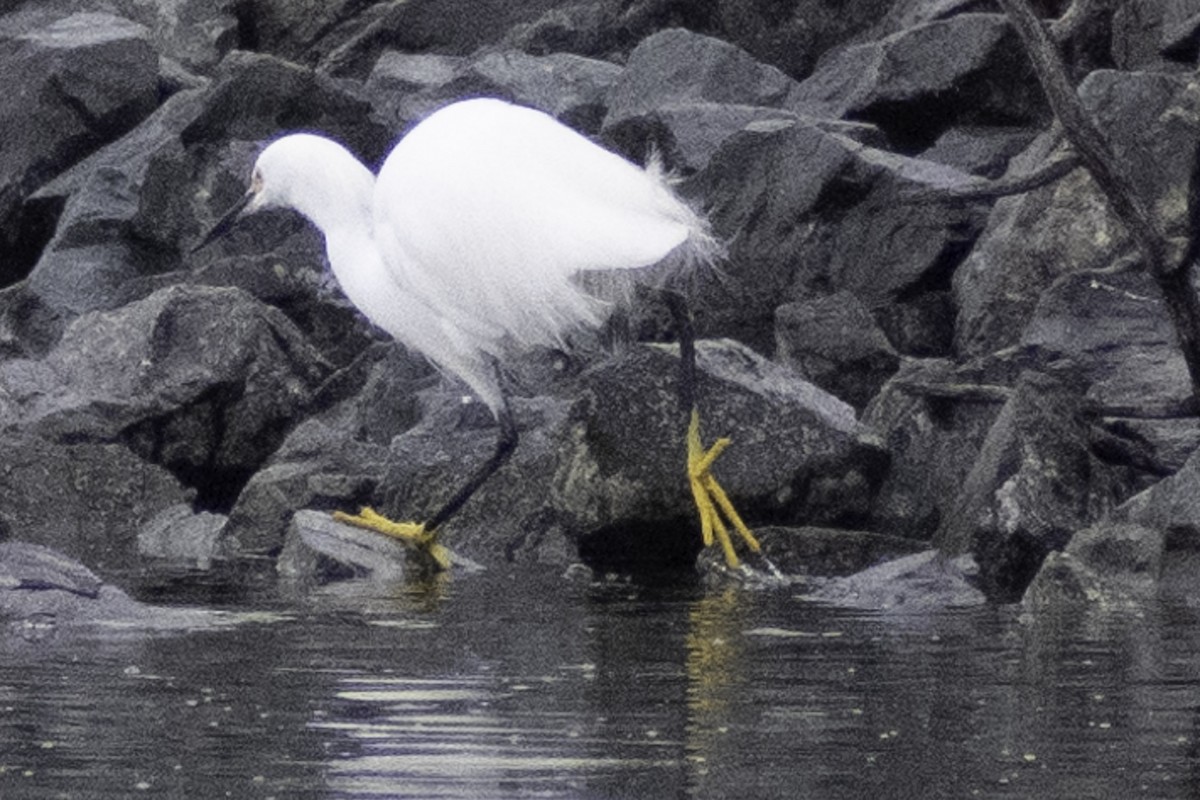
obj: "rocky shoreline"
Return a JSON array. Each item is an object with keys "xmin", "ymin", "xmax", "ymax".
[{"xmin": 1, "ymin": 0, "xmax": 1197, "ymax": 616}]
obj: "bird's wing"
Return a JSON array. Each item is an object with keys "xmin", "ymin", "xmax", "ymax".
[{"xmin": 373, "ymin": 99, "xmax": 698, "ymax": 350}]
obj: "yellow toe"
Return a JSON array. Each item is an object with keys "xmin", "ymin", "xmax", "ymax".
[
  {"xmin": 686, "ymin": 410, "xmax": 760, "ymax": 569},
  {"xmin": 332, "ymin": 507, "xmax": 452, "ymax": 571}
]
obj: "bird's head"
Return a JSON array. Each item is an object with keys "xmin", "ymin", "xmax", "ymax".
[{"xmin": 192, "ymin": 134, "xmax": 370, "ymax": 253}]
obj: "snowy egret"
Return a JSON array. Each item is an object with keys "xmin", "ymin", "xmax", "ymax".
[{"xmin": 196, "ymin": 98, "xmax": 760, "ymax": 570}]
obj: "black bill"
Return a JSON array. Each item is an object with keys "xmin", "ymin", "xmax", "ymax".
[{"xmin": 191, "ymin": 190, "xmax": 254, "ymax": 253}]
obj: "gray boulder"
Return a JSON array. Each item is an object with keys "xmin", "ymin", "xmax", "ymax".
[
  {"xmin": 0, "ymin": 10, "xmax": 160, "ymax": 285},
  {"xmin": 861, "ymin": 357, "xmax": 1010, "ymax": 541},
  {"xmin": 601, "ymin": 28, "xmax": 880, "ymax": 171},
  {"xmin": 0, "ymin": 285, "xmax": 330, "ymax": 509},
  {"xmin": 0, "ymin": 541, "xmax": 220, "ymax": 633},
  {"xmin": 935, "ymin": 372, "xmax": 1128, "ymax": 601},
  {"xmin": 689, "ymin": 116, "xmax": 983, "ymax": 353},
  {"xmin": 365, "ymin": 49, "xmax": 622, "ymax": 135},
  {"xmin": 1023, "ymin": 522, "xmax": 1164, "ymax": 610},
  {"xmin": 0, "ymin": 435, "xmax": 192, "ymax": 574},
  {"xmin": 137, "ymin": 503, "xmax": 230, "ymax": 569},
  {"xmin": 790, "ymin": 14, "xmax": 1045, "ymax": 151},
  {"xmin": 954, "ymin": 71, "xmax": 1200, "ymax": 359},
  {"xmin": 809, "ymin": 550, "xmax": 986, "ymax": 611},
  {"xmin": 775, "ymin": 291, "xmax": 900, "ymax": 410}
]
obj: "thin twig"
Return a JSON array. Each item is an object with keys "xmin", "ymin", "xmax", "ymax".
[
  {"xmin": 996, "ymin": 0, "xmax": 1168, "ymax": 276},
  {"xmin": 997, "ymin": 0, "xmax": 1200, "ymax": 402},
  {"xmin": 905, "ymin": 150, "xmax": 1081, "ymax": 205}
]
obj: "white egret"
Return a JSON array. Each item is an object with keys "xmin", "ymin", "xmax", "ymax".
[{"xmin": 196, "ymin": 98, "xmax": 760, "ymax": 571}]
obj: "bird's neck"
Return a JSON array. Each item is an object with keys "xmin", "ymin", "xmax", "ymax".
[{"xmin": 289, "ymin": 157, "xmax": 376, "ymax": 243}]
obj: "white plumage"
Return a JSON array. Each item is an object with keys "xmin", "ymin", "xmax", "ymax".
[{"xmin": 241, "ymin": 98, "xmax": 715, "ymax": 414}]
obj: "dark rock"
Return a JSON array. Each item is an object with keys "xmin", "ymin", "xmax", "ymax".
[
  {"xmin": 505, "ymin": 0, "xmax": 901, "ymax": 81},
  {"xmin": 1162, "ymin": 0, "xmax": 1200, "ymax": 61},
  {"xmin": 0, "ymin": 435, "xmax": 192, "ymax": 575},
  {"xmin": 0, "ymin": 285, "xmax": 330, "ymax": 508},
  {"xmin": 225, "ymin": 419, "xmax": 391, "ymax": 556},
  {"xmin": 707, "ymin": 0, "xmax": 901, "ymax": 80},
  {"xmin": 600, "ymin": 28, "xmax": 887, "ymax": 168},
  {"xmin": 254, "ymin": 0, "xmax": 569, "ymax": 78},
  {"xmin": 745, "ymin": 525, "xmax": 925, "ymax": 577},
  {"xmin": 365, "ymin": 49, "xmax": 622, "ymax": 135},
  {"xmin": 0, "ymin": 10, "xmax": 161, "ymax": 286},
  {"xmin": 954, "ymin": 71, "xmax": 1200, "ymax": 358},
  {"xmin": 689, "ymin": 116, "xmax": 982, "ymax": 352},
  {"xmin": 1095, "ymin": 417, "xmax": 1200, "ymax": 479},
  {"xmin": 919, "ymin": 125, "xmax": 1040, "ymax": 179},
  {"xmin": 137, "ymin": 503, "xmax": 230, "ymax": 568},
  {"xmin": 808, "ymin": 550, "xmax": 986, "ymax": 611},
  {"xmin": 1111, "ymin": 0, "xmax": 1172, "ymax": 68},
  {"xmin": 605, "ymin": 28, "xmax": 801, "ymax": 129},
  {"xmin": 0, "ymin": 540, "xmax": 221, "ymax": 633},
  {"xmin": 789, "ymin": 14, "xmax": 1046, "ymax": 152},
  {"xmin": 23, "ymin": 89, "xmax": 209, "ymax": 321},
  {"xmin": 1023, "ymin": 522, "xmax": 1163, "ymax": 610},
  {"xmin": 1117, "ymin": 445, "xmax": 1200, "ymax": 538},
  {"xmin": 1020, "ymin": 269, "xmax": 1192, "ymax": 417},
  {"xmin": 934, "ymin": 372, "xmax": 1129, "ymax": 602},
  {"xmin": 861, "ymin": 357, "xmax": 1009, "ymax": 541},
  {"xmin": 182, "ymin": 50, "xmax": 393, "ymax": 161},
  {"xmin": 775, "ymin": 291, "xmax": 900, "ymax": 410}
]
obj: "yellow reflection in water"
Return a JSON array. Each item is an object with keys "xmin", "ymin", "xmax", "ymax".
[{"xmin": 684, "ymin": 586, "xmax": 745, "ymax": 784}]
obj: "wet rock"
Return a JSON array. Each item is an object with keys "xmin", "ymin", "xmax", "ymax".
[
  {"xmin": 0, "ymin": 9, "xmax": 161, "ymax": 285},
  {"xmin": 861, "ymin": 357, "xmax": 1009, "ymax": 541},
  {"xmin": 934, "ymin": 372, "xmax": 1128, "ymax": 602},
  {"xmin": 808, "ymin": 550, "xmax": 986, "ymax": 611},
  {"xmin": 775, "ymin": 291, "xmax": 900, "ymax": 410},
  {"xmin": 0, "ymin": 540, "xmax": 220, "ymax": 632},
  {"xmin": 225, "ymin": 419, "xmax": 391, "ymax": 556},
  {"xmin": 0, "ymin": 435, "xmax": 192, "ymax": 575},
  {"xmin": 790, "ymin": 13, "xmax": 1045, "ymax": 152},
  {"xmin": 954, "ymin": 71, "xmax": 1200, "ymax": 359},
  {"xmin": 743, "ymin": 525, "xmax": 925, "ymax": 578},
  {"xmin": 689, "ymin": 116, "xmax": 982, "ymax": 352},
  {"xmin": 277, "ymin": 510, "xmax": 484, "ymax": 588},
  {"xmin": 0, "ymin": 285, "xmax": 330, "ymax": 508},
  {"xmin": 1023, "ymin": 522, "xmax": 1163, "ymax": 610},
  {"xmin": 137, "ymin": 503, "xmax": 229, "ymax": 569}
]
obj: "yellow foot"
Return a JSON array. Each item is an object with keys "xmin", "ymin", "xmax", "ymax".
[
  {"xmin": 687, "ymin": 409, "xmax": 761, "ymax": 569},
  {"xmin": 332, "ymin": 507, "xmax": 452, "ymax": 571}
]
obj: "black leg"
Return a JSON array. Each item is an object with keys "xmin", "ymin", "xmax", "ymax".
[
  {"xmin": 426, "ymin": 392, "xmax": 519, "ymax": 531},
  {"xmin": 663, "ymin": 290, "xmax": 696, "ymax": 414}
]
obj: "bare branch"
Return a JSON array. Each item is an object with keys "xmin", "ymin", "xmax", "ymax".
[
  {"xmin": 996, "ymin": 0, "xmax": 1168, "ymax": 276},
  {"xmin": 905, "ymin": 151, "xmax": 1081, "ymax": 205}
]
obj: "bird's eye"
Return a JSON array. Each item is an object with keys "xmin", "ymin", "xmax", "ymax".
[{"xmin": 251, "ymin": 168, "xmax": 263, "ymax": 191}]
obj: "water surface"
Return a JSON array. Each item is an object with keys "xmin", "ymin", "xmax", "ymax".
[{"xmin": 2, "ymin": 567, "xmax": 1198, "ymax": 798}]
